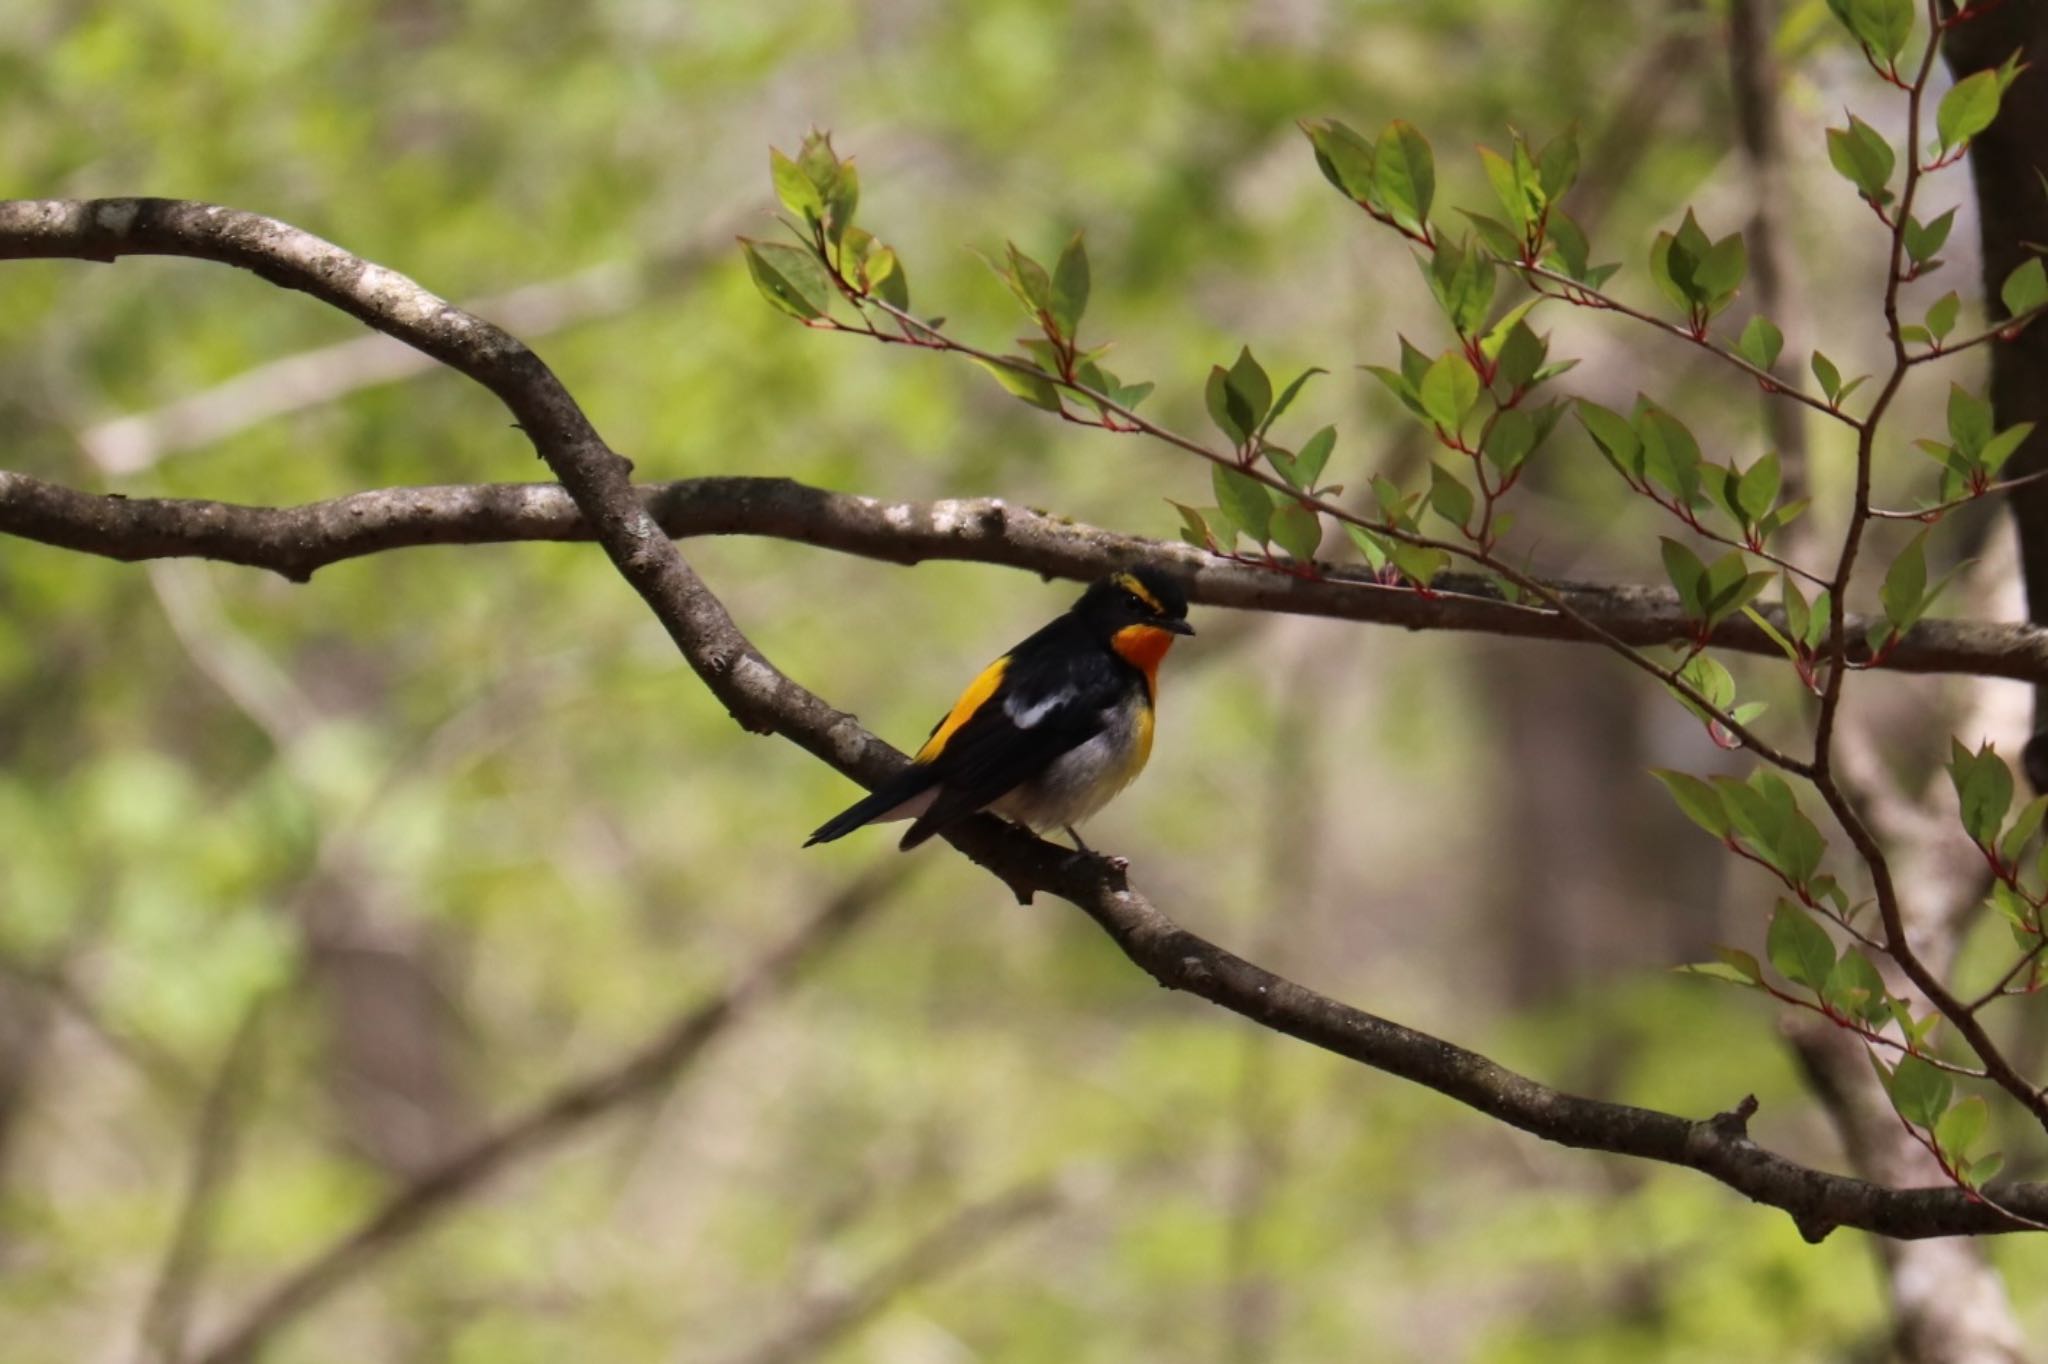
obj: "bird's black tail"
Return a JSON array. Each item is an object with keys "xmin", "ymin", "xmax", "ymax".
[{"xmin": 803, "ymin": 769, "xmax": 937, "ymax": 847}]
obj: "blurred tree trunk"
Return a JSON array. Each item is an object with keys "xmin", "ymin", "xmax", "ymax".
[
  {"xmin": 1946, "ymin": 5, "xmax": 2048, "ymax": 787},
  {"xmin": 1482, "ymin": 651, "xmax": 1729, "ymax": 1004}
]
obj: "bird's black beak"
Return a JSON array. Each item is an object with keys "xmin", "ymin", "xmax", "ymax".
[{"xmin": 1163, "ymin": 617, "xmax": 1196, "ymax": 637}]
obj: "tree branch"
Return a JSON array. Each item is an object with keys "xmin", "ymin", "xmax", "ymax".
[
  {"xmin": 7, "ymin": 467, "xmax": 2048, "ymax": 686},
  {"xmin": 7, "ymin": 197, "xmax": 2045, "ymax": 1260}
]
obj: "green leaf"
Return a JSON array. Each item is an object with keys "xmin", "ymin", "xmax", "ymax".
[
  {"xmin": 1423, "ymin": 237, "xmax": 1496, "ymax": 335},
  {"xmin": 1887, "ymin": 1053, "xmax": 1952, "ymax": 1130},
  {"xmin": 1696, "ymin": 231, "xmax": 1748, "ymax": 307},
  {"xmin": 1206, "ymin": 365, "xmax": 1254, "ymax": 445},
  {"xmin": 1483, "ymin": 406, "xmax": 1537, "ymax": 474},
  {"xmin": 1301, "ymin": 118, "xmax": 1377, "ymax": 201},
  {"xmin": 1537, "ymin": 127, "xmax": 1581, "ymax": 201},
  {"xmin": 1577, "ymin": 400, "xmax": 1642, "ymax": 483},
  {"xmin": 1387, "ymin": 540, "xmax": 1449, "ymax": 588},
  {"xmin": 1478, "ymin": 144, "xmax": 1534, "ymax": 232},
  {"xmin": 2000, "ymin": 793, "xmax": 2048, "ymax": 864},
  {"xmin": 1269, "ymin": 501, "xmax": 1322, "ymax": 562},
  {"xmin": 1926, "ymin": 291, "xmax": 1960, "ymax": 342},
  {"xmin": 1373, "ymin": 120, "xmax": 1435, "ymax": 233},
  {"xmin": 1980, "ymin": 422, "xmax": 2034, "ymax": 475},
  {"xmin": 796, "ymin": 129, "xmax": 840, "ymax": 196},
  {"xmin": 1545, "ymin": 208, "xmax": 1589, "ymax": 276},
  {"xmin": 1213, "ymin": 465, "xmax": 1274, "ymax": 545},
  {"xmin": 1880, "ymin": 532, "xmax": 1928, "ymax": 632},
  {"xmin": 1169, "ymin": 501, "xmax": 1218, "ymax": 551},
  {"xmin": 1699, "ymin": 550, "xmax": 1771, "ymax": 628},
  {"xmin": 1824, "ymin": 0, "xmax": 1914, "ymax": 62},
  {"xmin": 1363, "ymin": 365, "xmax": 1424, "ymax": 420},
  {"xmin": 1936, "ymin": 1094, "xmax": 1988, "ymax": 1157},
  {"xmin": 1461, "ymin": 210, "xmax": 1524, "ymax": 260},
  {"xmin": 1293, "ymin": 426, "xmax": 1338, "ymax": 488},
  {"xmin": 1493, "ymin": 322, "xmax": 1548, "ymax": 393},
  {"xmin": 1966, "ymin": 1153, "xmax": 2006, "ymax": 1188},
  {"xmin": 1714, "ymin": 773, "xmax": 1780, "ymax": 847},
  {"xmin": 1825, "ymin": 948, "xmax": 1890, "ymax": 1023},
  {"xmin": 1904, "ymin": 208, "xmax": 1956, "ymax": 266},
  {"xmin": 740, "ymin": 239, "xmax": 833, "ymax": 320},
  {"xmin": 1649, "ymin": 230, "xmax": 1690, "ymax": 312},
  {"xmin": 1949, "ymin": 383, "xmax": 1994, "ymax": 458},
  {"xmin": 1949, "ymin": 739, "xmax": 2014, "ymax": 846},
  {"xmin": 1637, "ymin": 403, "xmax": 1703, "ymax": 505},
  {"xmin": 1652, "ymin": 769, "xmax": 1731, "ymax": 837},
  {"xmin": 1738, "ymin": 315, "xmax": 1784, "ymax": 371},
  {"xmin": 1000, "ymin": 242, "xmax": 1052, "ymax": 314},
  {"xmin": 1720, "ymin": 772, "xmax": 1824, "ymax": 885},
  {"xmin": 1264, "ymin": 367, "xmax": 1329, "ymax": 434},
  {"xmin": 820, "ymin": 158, "xmax": 859, "ymax": 245},
  {"xmin": 1673, "ymin": 654, "xmax": 1737, "ymax": 721},
  {"xmin": 2002, "ymin": 257, "xmax": 2048, "ymax": 317},
  {"xmin": 1825, "ymin": 116, "xmax": 1896, "ymax": 201},
  {"xmin": 867, "ymin": 246, "xmax": 909, "ymax": 310},
  {"xmin": 1768, "ymin": 899, "xmax": 1837, "ymax": 991},
  {"xmin": 1782, "ymin": 574, "xmax": 1812, "ymax": 649},
  {"xmin": 1736, "ymin": 453, "xmax": 1781, "ymax": 526},
  {"xmin": 1803, "ymin": 588, "xmax": 1834, "ymax": 650},
  {"xmin": 1811, "ymin": 350, "xmax": 1842, "ymax": 403},
  {"xmin": 770, "ymin": 146, "xmax": 824, "ymax": 223},
  {"xmin": 1428, "ymin": 463, "xmax": 1475, "ymax": 529},
  {"xmin": 1050, "ymin": 231, "xmax": 1090, "ymax": 338},
  {"xmin": 1227, "ymin": 347, "xmax": 1273, "ymax": 431},
  {"xmin": 1743, "ymin": 603, "xmax": 1801, "ymax": 666},
  {"xmin": 1418, "ymin": 353, "xmax": 1479, "ymax": 432},
  {"xmin": 1674, "ymin": 960, "xmax": 1765, "ymax": 986},
  {"xmin": 1661, "ymin": 538, "xmax": 1708, "ymax": 620},
  {"xmin": 973, "ymin": 356, "xmax": 1063, "ymax": 412},
  {"xmin": 1938, "ymin": 67, "xmax": 2007, "ymax": 152},
  {"xmin": 1344, "ymin": 522, "xmax": 1389, "ymax": 572}
]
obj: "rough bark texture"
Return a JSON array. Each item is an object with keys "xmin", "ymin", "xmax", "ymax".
[{"xmin": 7, "ymin": 468, "xmax": 2048, "ymax": 687}]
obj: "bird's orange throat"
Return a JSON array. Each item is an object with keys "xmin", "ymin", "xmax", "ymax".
[{"xmin": 1111, "ymin": 625, "xmax": 1177, "ymax": 695}]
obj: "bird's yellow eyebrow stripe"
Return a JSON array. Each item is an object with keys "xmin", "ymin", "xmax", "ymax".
[
  {"xmin": 914, "ymin": 655, "xmax": 1008, "ymax": 763},
  {"xmin": 1113, "ymin": 572, "xmax": 1162, "ymax": 612}
]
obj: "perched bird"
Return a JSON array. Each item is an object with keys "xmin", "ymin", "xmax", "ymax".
[{"xmin": 805, "ymin": 566, "xmax": 1196, "ymax": 851}]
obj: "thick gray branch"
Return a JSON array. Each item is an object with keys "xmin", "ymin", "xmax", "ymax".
[
  {"xmin": 4, "ymin": 197, "xmax": 2043, "ymax": 1255},
  {"xmin": 6, "ymin": 468, "xmax": 2048, "ymax": 686}
]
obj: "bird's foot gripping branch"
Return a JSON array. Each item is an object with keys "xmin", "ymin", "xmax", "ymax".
[{"xmin": 741, "ymin": 1, "xmax": 2048, "ymax": 1229}]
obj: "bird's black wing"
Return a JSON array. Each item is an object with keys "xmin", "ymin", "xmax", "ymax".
[{"xmin": 899, "ymin": 618, "xmax": 1127, "ymax": 848}]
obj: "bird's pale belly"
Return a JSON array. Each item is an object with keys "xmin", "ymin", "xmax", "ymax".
[{"xmin": 995, "ymin": 692, "xmax": 1153, "ymax": 830}]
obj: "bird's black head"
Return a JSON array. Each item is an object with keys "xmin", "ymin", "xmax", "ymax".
[{"xmin": 1072, "ymin": 566, "xmax": 1195, "ymax": 641}]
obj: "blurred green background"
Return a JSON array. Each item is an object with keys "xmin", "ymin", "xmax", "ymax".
[{"xmin": 3, "ymin": 0, "xmax": 2043, "ymax": 1359}]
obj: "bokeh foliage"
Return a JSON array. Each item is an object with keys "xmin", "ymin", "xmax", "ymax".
[{"xmin": 4, "ymin": 1, "xmax": 2045, "ymax": 1359}]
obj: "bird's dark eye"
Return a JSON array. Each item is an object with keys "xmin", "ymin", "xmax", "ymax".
[{"xmin": 1125, "ymin": 590, "xmax": 1151, "ymax": 613}]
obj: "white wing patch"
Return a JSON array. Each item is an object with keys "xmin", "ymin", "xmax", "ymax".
[{"xmin": 1005, "ymin": 686, "xmax": 1077, "ymax": 729}]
